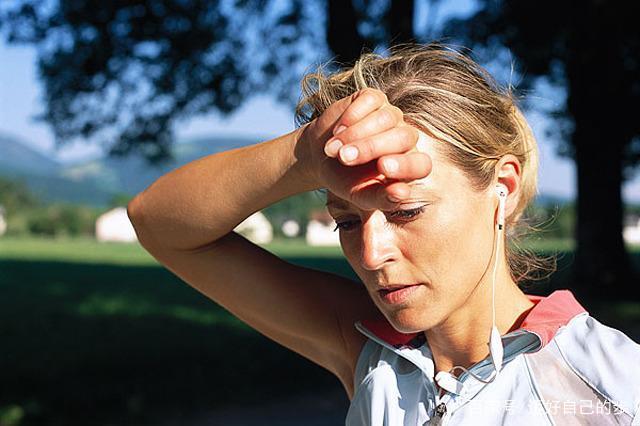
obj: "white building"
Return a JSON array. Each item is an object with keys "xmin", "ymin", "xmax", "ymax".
[
  {"xmin": 281, "ymin": 219, "xmax": 300, "ymax": 237},
  {"xmin": 306, "ymin": 210, "xmax": 340, "ymax": 247},
  {"xmin": 234, "ymin": 211, "xmax": 273, "ymax": 244},
  {"xmin": 0, "ymin": 205, "xmax": 6, "ymax": 237},
  {"xmin": 623, "ymin": 215, "xmax": 640, "ymax": 245},
  {"xmin": 95, "ymin": 207, "xmax": 138, "ymax": 243}
]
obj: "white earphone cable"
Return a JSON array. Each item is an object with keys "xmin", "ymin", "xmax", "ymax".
[
  {"xmin": 492, "ymin": 210, "xmax": 501, "ymax": 331},
  {"xmin": 435, "ymin": 189, "xmax": 505, "ymax": 394}
]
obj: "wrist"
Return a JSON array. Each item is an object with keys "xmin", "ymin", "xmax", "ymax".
[{"xmin": 289, "ymin": 124, "xmax": 323, "ymax": 192}]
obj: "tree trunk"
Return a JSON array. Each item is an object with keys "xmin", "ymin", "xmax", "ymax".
[
  {"xmin": 571, "ymin": 121, "xmax": 634, "ymax": 301},
  {"xmin": 387, "ymin": 0, "xmax": 415, "ymax": 45},
  {"xmin": 566, "ymin": 2, "xmax": 638, "ymax": 302},
  {"xmin": 326, "ymin": 0, "xmax": 370, "ymax": 65}
]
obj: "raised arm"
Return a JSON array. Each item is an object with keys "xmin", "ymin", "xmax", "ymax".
[
  {"xmin": 126, "ymin": 129, "xmax": 315, "ymax": 252},
  {"xmin": 126, "ymin": 89, "xmax": 429, "ymax": 398}
]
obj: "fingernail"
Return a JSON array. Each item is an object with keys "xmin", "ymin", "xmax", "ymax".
[
  {"xmin": 325, "ymin": 139, "xmax": 343, "ymax": 157},
  {"xmin": 334, "ymin": 125, "xmax": 347, "ymax": 135},
  {"xmin": 383, "ymin": 158, "xmax": 398, "ymax": 173},
  {"xmin": 340, "ymin": 146, "xmax": 358, "ymax": 162}
]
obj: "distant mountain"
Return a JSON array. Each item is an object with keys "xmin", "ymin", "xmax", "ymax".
[
  {"xmin": 0, "ymin": 133, "xmax": 110, "ymax": 205},
  {"xmin": 58, "ymin": 135, "xmax": 262, "ymax": 200},
  {"xmin": 0, "ymin": 132, "xmax": 580, "ymax": 208},
  {"xmin": 0, "ymin": 133, "xmax": 60, "ymax": 175},
  {"xmin": 0, "ymin": 133, "xmax": 263, "ymax": 206}
]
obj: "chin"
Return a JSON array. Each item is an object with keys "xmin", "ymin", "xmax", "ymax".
[{"xmin": 385, "ymin": 309, "xmax": 433, "ymax": 334}]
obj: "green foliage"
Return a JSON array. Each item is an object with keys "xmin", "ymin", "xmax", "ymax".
[
  {"xmin": 0, "ymin": 0, "xmax": 320, "ymax": 162},
  {"xmin": 108, "ymin": 192, "xmax": 134, "ymax": 209},
  {"xmin": 524, "ymin": 202, "xmax": 576, "ymax": 240},
  {"xmin": 0, "ymin": 404, "xmax": 25, "ymax": 426},
  {"xmin": 626, "ymin": 203, "xmax": 640, "ymax": 217},
  {"xmin": 0, "ymin": 176, "xmax": 40, "ymax": 214},
  {"xmin": 0, "ymin": 176, "xmax": 108, "ymax": 237},
  {"xmin": 24, "ymin": 204, "xmax": 100, "ymax": 237},
  {"xmin": 0, "ymin": 1, "xmax": 414, "ymax": 163}
]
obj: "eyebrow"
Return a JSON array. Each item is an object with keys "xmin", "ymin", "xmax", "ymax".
[
  {"xmin": 325, "ymin": 199, "xmax": 349, "ymax": 210},
  {"xmin": 325, "ymin": 182, "xmax": 435, "ymax": 210}
]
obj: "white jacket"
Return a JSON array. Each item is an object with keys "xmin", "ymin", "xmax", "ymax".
[{"xmin": 345, "ymin": 290, "xmax": 640, "ymax": 425}]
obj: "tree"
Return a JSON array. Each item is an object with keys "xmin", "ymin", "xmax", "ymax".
[
  {"xmin": 443, "ymin": 0, "xmax": 640, "ymax": 299},
  {"xmin": 0, "ymin": 176, "xmax": 40, "ymax": 214},
  {"xmin": 0, "ymin": 0, "xmax": 425, "ymax": 162},
  {"xmin": 4, "ymin": 0, "xmax": 635, "ymax": 299},
  {"xmin": 0, "ymin": 0, "xmax": 317, "ymax": 162}
]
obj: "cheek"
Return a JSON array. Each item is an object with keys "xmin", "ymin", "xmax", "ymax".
[
  {"xmin": 338, "ymin": 232, "xmax": 357, "ymax": 261},
  {"xmin": 408, "ymin": 202, "xmax": 494, "ymax": 293},
  {"xmin": 338, "ymin": 233, "xmax": 368, "ymax": 281},
  {"xmin": 441, "ymin": 205, "xmax": 494, "ymax": 291}
]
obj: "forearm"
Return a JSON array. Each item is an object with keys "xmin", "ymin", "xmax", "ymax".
[{"xmin": 127, "ymin": 128, "xmax": 319, "ymax": 251}]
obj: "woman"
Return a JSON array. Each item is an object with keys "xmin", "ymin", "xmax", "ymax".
[{"xmin": 127, "ymin": 44, "xmax": 640, "ymax": 425}]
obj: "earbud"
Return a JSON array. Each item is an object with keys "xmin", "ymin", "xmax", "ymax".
[
  {"xmin": 495, "ymin": 185, "xmax": 508, "ymax": 230},
  {"xmin": 489, "ymin": 326, "xmax": 504, "ymax": 373},
  {"xmin": 435, "ymin": 371, "xmax": 464, "ymax": 394}
]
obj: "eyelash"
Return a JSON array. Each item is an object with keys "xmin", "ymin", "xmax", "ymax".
[{"xmin": 332, "ymin": 205, "xmax": 427, "ymax": 232}]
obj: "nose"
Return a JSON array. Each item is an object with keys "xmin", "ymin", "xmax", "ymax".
[{"xmin": 360, "ymin": 211, "xmax": 398, "ymax": 271}]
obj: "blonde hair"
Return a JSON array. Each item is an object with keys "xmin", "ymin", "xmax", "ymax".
[{"xmin": 295, "ymin": 43, "xmax": 556, "ymax": 285}]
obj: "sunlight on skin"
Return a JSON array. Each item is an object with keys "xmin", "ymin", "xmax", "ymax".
[{"xmin": 324, "ymin": 128, "xmax": 538, "ymax": 374}]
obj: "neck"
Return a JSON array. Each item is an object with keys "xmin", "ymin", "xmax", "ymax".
[{"xmin": 423, "ymin": 260, "xmax": 535, "ymax": 377}]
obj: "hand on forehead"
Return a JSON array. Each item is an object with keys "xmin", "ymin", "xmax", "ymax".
[
  {"xmin": 316, "ymin": 88, "xmax": 434, "ymax": 211},
  {"xmin": 325, "ymin": 130, "xmax": 439, "ymax": 209}
]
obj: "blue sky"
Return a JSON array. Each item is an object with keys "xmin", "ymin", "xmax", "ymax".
[{"xmin": 1, "ymin": 2, "xmax": 639, "ymax": 203}]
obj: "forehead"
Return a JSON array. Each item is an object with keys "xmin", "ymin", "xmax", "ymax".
[{"xmin": 326, "ymin": 131, "xmax": 471, "ymax": 208}]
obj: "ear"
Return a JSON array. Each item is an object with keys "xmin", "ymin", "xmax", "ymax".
[{"xmin": 494, "ymin": 154, "xmax": 522, "ymax": 219}]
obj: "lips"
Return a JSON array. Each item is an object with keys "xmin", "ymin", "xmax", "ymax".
[
  {"xmin": 378, "ymin": 284, "xmax": 420, "ymax": 293},
  {"xmin": 378, "ymin": 284, "xmax": 421, "ymax": 304}
]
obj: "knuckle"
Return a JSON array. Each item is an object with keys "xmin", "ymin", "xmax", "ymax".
[
  {"xmin": 355, "ymin": 88, "xmax": 373, "ymax": 102},
  {"xmin": 398, "ymin": 126, "xmax": 417, "ymax": 145},
  {"xmin": 408, "ymin": 154, "xmax": 430, "ymax": 178},
  {"xmin": 357, "ymin": 140, "xmax": 374, "ymax": 160},
  {"xmin": 340, "ymin": 109, "xmax": 359, "ymax": 126},
  {"xmin": 376, "ymin": 109, "xmax": 395, "ymax": 128},
  {"xmin": 389, "ymin": 105, "xmax": 404, "ymax": 120},
  {"xmin": 339, "ymin": 126, "xmax": 359, "ymax": 143},
  {"xmin": 420, "ymin": 153, "xmax": 433, "ymax": 175},
  {"xmin": 362, "ymin": 88, "xmax": 387, "ymax": 103}
]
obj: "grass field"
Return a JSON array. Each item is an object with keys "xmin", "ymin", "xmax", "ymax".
[
  {"xmin": 0, "ymin": 237, "xmax": 362, "ymax": 426},
  {"xmin": 0, "ymin": 236, "xmax": 638, "ymax": 426}
]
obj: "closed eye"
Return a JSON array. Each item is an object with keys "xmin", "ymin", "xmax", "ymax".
[{"xmin": 332, "ymin": 205, "xmax": 427, "ymax": 232}]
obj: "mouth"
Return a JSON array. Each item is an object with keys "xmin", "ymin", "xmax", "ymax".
[{"xmin": 377, "ymin": 284, "xmax": 422, "ymax": 305}]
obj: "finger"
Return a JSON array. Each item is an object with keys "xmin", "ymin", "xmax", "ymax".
[
  {"xmin": 319, "ymin": 158, "xmax": 394, "ymax": 210},
  {"xmin": 333, "ymin": 126, "xmax": 419, "ymax": 165},
  {"xmin": 314, "ymin": 95, "xmax": 356, "ymax": 142},
  {"xmin": 383, "ymin": 181, "xmax": 414, "ymax": 204},
  {"xmin": 350, "ymin": 177, "xmax": 402, "ymax": 211},
  {"xmin": 333, "ymin": 89, "xmax": 388, "ymax": 134},
  {"xmin": 376, "ymin": 152, "xmax": 432, "ymax": 181},
  {"xmin": 324, "ymin": 105, "xmax": 404, "ymax": 158},
  {"xmin": 350, "ymin": 177, "xmax": 422, "ymax": 210}
]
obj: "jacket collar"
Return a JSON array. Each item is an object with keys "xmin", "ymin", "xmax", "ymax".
[{"xmin": 358, "ymin": 289, "xmax": 588, "ymax": 350}]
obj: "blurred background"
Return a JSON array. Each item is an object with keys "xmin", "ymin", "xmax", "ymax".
[{"xmin": 1, "ymin": 0, "xmax": 639, "ymax": 425}]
